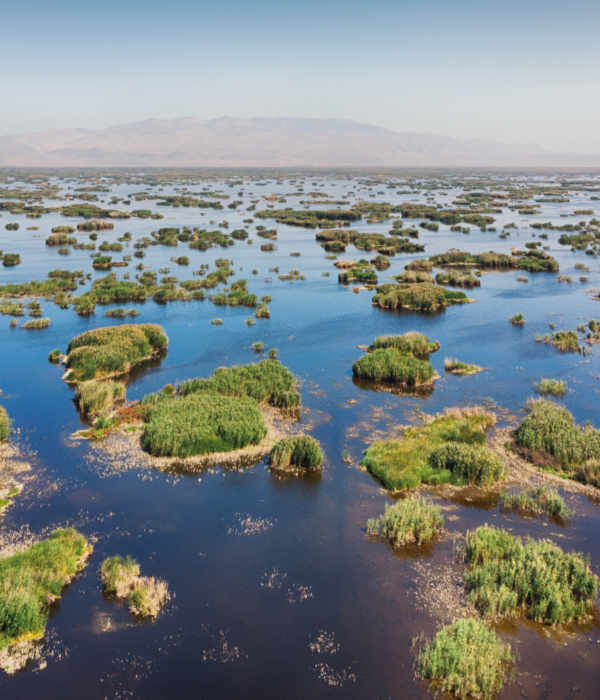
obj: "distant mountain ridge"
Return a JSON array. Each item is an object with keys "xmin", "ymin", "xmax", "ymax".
[{"xmin": 0, "ymin": 116, "xmax": 598, "ymax": 167}]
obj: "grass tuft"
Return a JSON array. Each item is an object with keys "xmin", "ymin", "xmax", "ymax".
[
  {"xmin": 270, "ymin": 435, "xmax": 323, "ymax": 470},
  {"xmin": 367, "ymin": 497, "xmax": 444, "ymax": 547}
]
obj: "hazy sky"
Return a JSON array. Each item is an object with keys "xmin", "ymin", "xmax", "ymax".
[{"xmin": 3, "ymin": 0, "xmax": 599, "ymax": 152}]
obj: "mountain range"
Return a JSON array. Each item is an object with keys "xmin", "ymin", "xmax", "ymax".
[{"xmin": 0, "ymin": 116, "xmax": 598, "ymax": 168}]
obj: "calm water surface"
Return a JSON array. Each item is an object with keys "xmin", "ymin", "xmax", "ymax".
[{"xmin": 1, "ymin": 175, "xmax": 600, "ymax": 699}]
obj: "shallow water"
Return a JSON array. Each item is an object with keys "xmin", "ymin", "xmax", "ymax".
[{"xmin": 1, "ymin": 173, "xmax": 600, "ymax": 698}]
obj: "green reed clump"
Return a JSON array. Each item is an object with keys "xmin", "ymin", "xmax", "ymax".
[
  {"xmin": 75, "ymin": 380, "xmax": 126, "ymax": 415},
  {"xmin": 444, "ymin": 358, "xmax": 481, "ymax": 374},
  {"xmin": 0, "ymin": 406, "xmax": 10, "ymax": 442},
  {"xmin": 533, "ymin": 378, "xmax": 567, "ymax": 397},
  {"xmin": 517, "ymin": 399, "xmax": 600, "ymax": 469},
  {"xmin": 373, "ymin": 282, "xmax": 465, "ymax": 311},
  {"xmin": 0, "ymin": 529, "xmax": 89, "ymax": 650},
  {"xmin": 338, "ymin": 266, "xmax": 377, "ymax": 283},
  {"xmin": 353, "ymin": 348, "xmax": 434, "ymax": 386},
  {"xmin": 21, "ymin": 318, "xmax": 51, "ymax": 329},
  {"xmin": 100, "ymin": 555, "xmax": 169, "ymax": 617},
  {"xmin": 65, "ymin": 324, "xmax": 168, "ymax": 382},
  {"xmin": 270, "ymin": 435, "xmax": 323, "ymax": 470},
  {"xmin": 499, "ymin": 484, "xmax": 570, "ymax": 518},
  {"xmin": 510, "ymin": 313, "xmax": 524, "ymax": 325},
  {"xmin": 2, "ymin": 254, "xmax": 21, "ymax": 267},
  {"xmin": 142, "ymin": 391, "xmax": 266, "ymax": 457},
  {"xmin": 178, "ymin": 360, "xmax": 299, "ymax": 409},
  {"xmin": 413, "ymin": 618, "xmax": 515, "ymax": 700},
  {"xmin": 435, "ymin": 271, "xmax": 480, "ymax": 287},
  {"xmin": 362, "ymin": 411, "xmax": 498, "ymax": 491},
  {"xmin": 0, "ymin": 301, "xmax": 25, "ymax": 317},
  {"xmin": 370, "ymin": 331, "xmax": 440, "ymax": 356},
  {"xmin": 463, "ymin": 524, "xmax": 598, "ymax": 624},
  {"xmin": 367, "ymin": 497, "xmax": 444, "ymax": 546},
  {"xmin": 429, "ymin": 442, "xmax": 504, "ymax": 486}
]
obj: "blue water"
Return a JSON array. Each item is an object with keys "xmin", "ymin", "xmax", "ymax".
[{"xmin": 1, "ymin": 174, "xmax": 599, "ymax": 699}]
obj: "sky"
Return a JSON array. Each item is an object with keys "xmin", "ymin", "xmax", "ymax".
[{"xmin": 2, "ymin": 0, "xmax": 599, "ymax": 152}]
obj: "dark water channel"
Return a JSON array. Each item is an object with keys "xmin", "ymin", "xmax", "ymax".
[{"xmin": 1, "ymin": 176, "xmax": 600, "ymax": 699}]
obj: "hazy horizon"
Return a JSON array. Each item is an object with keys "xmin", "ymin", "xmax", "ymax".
[{"xmin": 3, "ymin": 0, "xmax": 599, "ymax": 153}]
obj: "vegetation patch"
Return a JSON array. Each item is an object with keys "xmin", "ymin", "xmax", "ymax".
[
  {"xmin": 0, "ymin": 529, "xmax": 90, "ymax": 652},
  {"xmin": 373, "ymin": 283, "xmax": 468, "ymax": 311},
  {"xmin": 75, "ymin": 380, "xmax": 125, "ymax": 415},
  {"xmin": 435, "ymin": 271, "xmax": 480, "ymax": 287},
  {"xmin": 369, "ymin": 331, "xmax": 440, "ymax": 357},
  {"xmin": 0, "ymin": 406, "xmax": 9, "ymax": 442},
  {"xmin": 64, "ymin": 324, "xmax": 168, "ymax": 382},
  {"xmin": 100, "ymin": 556, "xmax": 169, "ymax": 618},
  {"xmin": 463, "ymin": 525, "xmax": 598, "ymax": 624},
  {"xmin": 141, "ymin": 391, "xmax": 267, "ymax": 457},
  {"xmin": 270, "ymin": 435, "xmax": 323, "ymax": 471},
  {"xmin": 499, "ymin": 484, "xmax": 570, "ymax": 518},
  {"xmin": 533, "ymin": 378, "xmax": 567, "ymax": 397},
  {"xmin": 444, "ymin": 358, "xmax": 482, "ymax": 375},
  {"xmin": 353, "ymin": 349, "xmax": 435, "ymax": 386},
  {"xmin": 362, "ymin": 409, "xmax": 500, "ymax": 490},
  {"xmin": 413, "ymin": 618, "xmax": 515, "ymax": 700},
  {"xmin": 367, "ymin": 497, "xmax": 444, "ymax": 547}
]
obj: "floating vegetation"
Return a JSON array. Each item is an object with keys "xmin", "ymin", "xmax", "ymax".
[
  {"xmin": 444, "ymin": 358, "xmax": 482, "ymax": 375},
  {"xmin": 509, "ymin": 313, "xmax": 525, "ymax": 325},
  {"xmin": 21, "ymin": 318, "xmax": 51, "ymax": 329},
  {"xmin": 63, "ymin": 324, "xmax": 168, "ymax": 382},
  {"xmin": 0, "ymin": 406, "xmax": 9, "ymax": 442},
  {"xmin": 367, "ymin": 497, "xmax": 444, "ymax": 547},
  {"xmin": 462, "ymin": 524, "xmax": 598, "ymax": 623},
  {"xmin": 430, "ymin": 248, "xmax": 558, "ymax": 272},
  {"xmin": 270, "ymin": 435, "xmax": 323, "ymax": 471},
  {"xmin": 338, "ymin": 265, "xmax": 377, "ymax": 284},
  {"xmin": 0, "ymin": 301, "xmax": 24, "ymax": 317},
  {"xmin": 413, "ymin": 618, "xmax": 515, "ymax": 700},
  {"xmin": 533, "ymin": 378, "xmax": 567, "ymax": 397},
  {"xmin": 499, "ymin": 484, "xmax": 570, "ymax": 517},
  {"xmin": 104, "ymin": 307, "xmax": 139, "ymax": 318},
  {"xmin": 100, "ymin": 555, "xmax": 170, "ymax": 617},
  {"xmin": 394, "ymin": 270, "xmax": 434, "ymax": 284},
  {"xmin": 362, "ymin": 408, "xmax": 500, "ymax": 490},
  {"xmin": 0, "ymin": 529, "xmax": 90, "ymax": 657}
]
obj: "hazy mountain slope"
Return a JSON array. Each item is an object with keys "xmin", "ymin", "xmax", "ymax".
[{"xmin": 0, "ymin": 116, "xmax": 596, "ymax": 167}]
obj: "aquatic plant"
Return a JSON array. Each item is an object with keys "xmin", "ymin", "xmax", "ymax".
[
  {"xmin": 270, "ymin": 435, "xmax": 323, "ymax": 470},
  {"xmin": 64, "ymin": 324, "xmax": 168, "ymax": 382},
  {"xmin": 372, "ymin": 283, "xmax": 466, "ymax": 311},
  {"xmin": 100, "ymin": 555, "xmax": 169, "ymax": 618},
  {"xmin": 413, "ymin": 618, "xmax": 515, "ymax": 700},
  {"xmin": 428, "ymin": 442, "xmax": 503, "ymax": 486},
  {"xmin": 369, "ymin": 332, "xmax": 440, "ymax": 357},
  {"xmin": 352, "ymin": 349, "xmax": 434, "ymax": 386},
  {"xmin": 463, "ymin": 525, "xmax": 598, "ymax": 624},
  {"xmin": 444, "ymin": 358, "xmax": 482, "ymax": 375},
  {"xmin": 0, "ymin": 406, "xmax": 9, "ymax": 442},
  {"xmin": 394, "ymin": 270, "xmax": 434, "ymax": 284},
  {"xmin": 21, "ymin": 318, "xmax": 51, "ymax": 329},
  {"xmin": 509, "ymin": 313, "xmax": 524, "ymax": 325},
  {"xmin": 367, "ymin": 497, "xmax": 444, "ymax": 547},
  {"xmin": 142, "ymin": 391, "xmax": 266, "ymax": 457},
  {"xmin": 2, "ymin": 254, "xmax": 21, "ymax": 267},
  {"xmin": 499, "ymin": 484, "xmax": 570, "ymax": 517},
  {"xmin": 435, "ymin": 271, "xmax": 480, "ymax": 287},
  {"xmin": 75, "ymin": 380, "xmax": 125, "ymax": 415},
  {"xmin": 517, "ymin": 399, "xmax": 600, "ymax": 474},
  {"xmin": 362, "ymin": 410, "xmax": 498, "ymax": 490},
  {"xmin": 533, "ymin": 378, "xmax": 567, "ymax": 397},
  {"xmin": 0, "ymin": 301, "xmax": 25, "ymax": 317},
  {"xmin": 0, "ymin": 529, "xmax": 90, "ymax": 651},
  {"xmin": 178, "ymin": 360, "xmax": 299, "ymax": 409}
]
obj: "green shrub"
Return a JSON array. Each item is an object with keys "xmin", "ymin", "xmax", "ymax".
[
  {"xmin": 270, "ymin": 435, "xmax": 323, "ymax": 470},
  {"xmin": 428, "ymin": 442, "xmax": 504, "ymax": 486},
  {"xmin": 463, "ymin": 525, "xmax": 598, "ymax": 624},
  {"xmin": 178, "ymin": 360, "xmax": 299, "ymax": 409},
  {"xmin": 0, "ymin": 406, "xmax": 10, "ymax": 442},
  {"xmin": 65, "ymin": 324, "xmax": 168, "ymax": 382},
  {"xmin": 367, "ymin": 497, "xmax": 444, "ymax": 546},
  {"xmin": 413, "ymin": 618, "xmax": 515, "ymax": 700},
  {"xmin": 517, "ymin": 399, "xmax": 600, "ymax": 468},
  {"xmin": 352, "ymin": 348, "xmax": 434, "ymax": 386},
  {"xmin": 142, "ymin": 391, "xmax": 266, "ymax": 457},
  {"xmin": 362, "ymin": 411, "xmax": 497, "ymax": 491},
  {"xmin": 0, "ymin": 529, "xmax": 89, "ymax": 650}
]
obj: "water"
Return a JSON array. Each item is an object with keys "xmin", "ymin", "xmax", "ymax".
[{"xmin": 1, "ymin": 173, "xmax": 600, "ymax": 698}]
